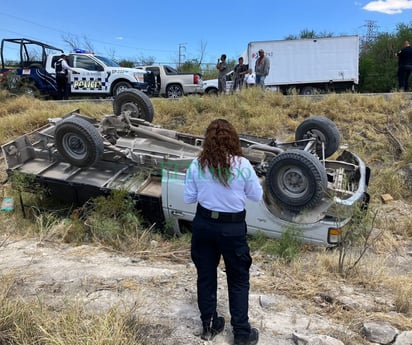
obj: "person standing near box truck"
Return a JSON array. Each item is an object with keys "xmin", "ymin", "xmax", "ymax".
[
  {"xmin": 216, "ymin": 54, "xmax": 228, "ymax": 94},
  {"xmin": 233, "ymin": 57, "xmax": 248, "ymax": 91},
  {"xmin": 254, "ymin": 49, "xmax": 270, "ymax": 89}
]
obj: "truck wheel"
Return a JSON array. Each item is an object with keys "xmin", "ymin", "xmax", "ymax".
[
  {"xmin": 300, "ymin": 86, "xmax": 315, "ymax": 95},
  {"xmin": 112, "ymin": 89, "xmax": 154, "ymax": 122},
  {"xmin": 19, "ymin": 80, "xmax": 40, "ymax": 97},
  {"xmin": 166, "ymin": 84, "xmax": 183, "ymax": 98},
  {"xmin": 112, "ymin": 81, "xmax": 132, "ymax": 96},
  {"xmin": 205, "ymin": 88, "xmax": 218, "ymax": 95},
  {"xmin": 55, "ymin": 117, "xmax": 104, "ymax": 168},
  {"xmin": 295, "ymin": 116, "xmax": 340, "ymax": 158},
  {"xmin": 266, "ymin": 150, "xmax": 327, "ymax": 212}
]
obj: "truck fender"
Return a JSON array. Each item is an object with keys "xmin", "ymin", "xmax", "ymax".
[{"xmin": 111, "ymin": 80, "xmax": 133, "ymax": 96}]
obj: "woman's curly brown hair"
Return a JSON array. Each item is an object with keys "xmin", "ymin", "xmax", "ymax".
[{"xmin": 198, "ymin": 119, "xmax": 243, "ymax": 186}]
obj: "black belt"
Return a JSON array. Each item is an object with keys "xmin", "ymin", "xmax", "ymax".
[{"xmin": 197, "ymin": 204, "xmax": 246, "ymax": 223}]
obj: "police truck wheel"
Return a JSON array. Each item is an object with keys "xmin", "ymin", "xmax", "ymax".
[
  {"xmin": 55, "ymin": 117, "xmax": 104, "ymax": 168},
  {"xmin": 266, "ymin": 150, "xmax": 328, "ymax": 212},
  {"xmin": 206, "ymin": 88, "xmax": 218, "ymax": 95},
  {"xmin": 112, "ymin": 89, "xmax": 154, "ymax": 122},
  {"xmin": 19, "ymin": 80, "xmax": 40, "ymax": 97},
  {"xmin": 295, "ymin": 116, "xmax": 340, "ymax": 158},
  {"xmin": 112, "ymin": 81, "xmax": 132, "ymax": 95},
  {"xmin": 166, "ymin": 84, "xmax": 183, "ymax": 98}
]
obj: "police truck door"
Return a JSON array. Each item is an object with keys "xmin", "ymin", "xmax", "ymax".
[{"xmin": 69, "ymin": 54, "xmax": 107, "ymax": 94}]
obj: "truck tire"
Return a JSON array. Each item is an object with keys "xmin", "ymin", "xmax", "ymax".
[
  {"xmin": 112, "ymin": 81, "xmax": 132, "ymax": 96},
  {"xmin": 19, "ymin": 79, "xmax": 40, "ymax": 97},
  {"xmin": 166, "ymin": 84, "xmax": 183, "ymax": 98},
  {"xmin": 55, "ymin": 117, "xmax": 104, "ymax": 168},
  {"xmin": 266, "ymin": 150, "xmax": 327, "ymax": 212},
  {"xmin": 112, "ymin": 89, "xmax": 154, "ymax": 122},
  {"xmin": 300, "ymin": 86, "xmax": 315, "ymax": 95},
  {"xmin": 295, "ymin": 116, "xmax": 340, "ymax": 158},
  {"xmin": 205, "ymin": 87, "xmax": 218, "ymax": 95}
]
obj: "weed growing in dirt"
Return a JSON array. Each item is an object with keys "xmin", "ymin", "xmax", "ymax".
[{"xmin": 394, "ymin": 284, "xmax": 412, "ymax": 315}]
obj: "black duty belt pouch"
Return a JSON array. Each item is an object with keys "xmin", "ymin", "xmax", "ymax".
[{"xmin": 197, "ymin": 203, "xmax": 246, "ymax": 223}]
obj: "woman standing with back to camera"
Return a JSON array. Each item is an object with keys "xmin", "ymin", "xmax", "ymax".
[{"xmin": 184, "ymin": 119, "xmax": 262, "ymax": 345}]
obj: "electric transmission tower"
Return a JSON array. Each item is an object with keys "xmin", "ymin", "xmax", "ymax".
[{"xmin": 361, "ymin": 20, "xmax": 379, "ymax": 52}]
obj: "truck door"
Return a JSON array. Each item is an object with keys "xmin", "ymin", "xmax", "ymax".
[
  {"xmin": 161, "ymin": 169, "xmax": 196, "ymax": 234},
  {"xmin": 69, "ymin": 55, "xmax": 107, "ymax": 94}
]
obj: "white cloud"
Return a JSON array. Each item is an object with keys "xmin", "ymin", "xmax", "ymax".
[
  {"xmin": 363, "ymin": 0, "xmax": 412, "ymax": 14},
  {"xmin": 115, "ymin": 36, "xmax": 124, "ymax": 40}
]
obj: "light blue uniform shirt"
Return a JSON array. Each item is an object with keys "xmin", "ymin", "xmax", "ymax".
[{"xmin": 183, "ymin": 156, "xmax": 263, "ymax": 213}]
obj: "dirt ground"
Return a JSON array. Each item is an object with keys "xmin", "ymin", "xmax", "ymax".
[{"xmin": 0, "ymin": 200, "xmax": 411, "ymax": 345}]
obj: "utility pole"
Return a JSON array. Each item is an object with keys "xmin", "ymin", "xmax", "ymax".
[{"xmin": 178, "ymin": 43, "xmax": 186, "ymax": 69}]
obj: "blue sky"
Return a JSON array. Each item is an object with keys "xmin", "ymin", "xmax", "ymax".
[{"xmin": 1, "ymin": 0, "xmax": 412, "ymax": 66}]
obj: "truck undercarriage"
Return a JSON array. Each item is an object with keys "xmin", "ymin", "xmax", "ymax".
[{"xmin": 1, "ymin": 90, "xmax": 370, "ymax": 245}]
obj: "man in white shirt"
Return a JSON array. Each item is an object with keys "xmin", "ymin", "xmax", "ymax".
[{"xmin": 184, "ymin": 119, "xmax": 262, "ymax": 345}]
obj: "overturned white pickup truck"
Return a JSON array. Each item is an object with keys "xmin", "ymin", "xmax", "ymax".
[{"xmin": 2, "ymin": 90, "xmax": 370, "ymax": 246}]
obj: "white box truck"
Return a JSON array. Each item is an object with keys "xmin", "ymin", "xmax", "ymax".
[
  {"xmin": 203, "ymin": 36, "xmax": 359, "ymax": 95},
  {"xmin": 247, "ymin": 35, "xmax": 359, "ymax": 94}
]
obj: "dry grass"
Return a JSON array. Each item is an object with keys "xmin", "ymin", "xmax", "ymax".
[
  {"xmin": 0, "ymin": 274, "xmax": 149, "ymax": 345},
  {"xmin": 0, "ymin": 93, "xmax": 111, "ymax": 145},
  {"xmin": 0, "ymin": 90, "xmax": 411, "ymax": 343}
]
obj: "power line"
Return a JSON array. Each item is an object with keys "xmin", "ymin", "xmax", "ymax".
[{"xmin": 0, "ymin": 11, "xmax": 176, "ymax": 56}]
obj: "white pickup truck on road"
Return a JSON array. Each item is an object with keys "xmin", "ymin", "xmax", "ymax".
[{"xmin": 138, "ymin": 65, "xmax": 204, "ymax": 98}]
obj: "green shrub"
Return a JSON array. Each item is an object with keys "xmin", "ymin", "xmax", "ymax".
[{"xmin": 249, "ymin": 227, "xmax": 303, "ymax": 261}]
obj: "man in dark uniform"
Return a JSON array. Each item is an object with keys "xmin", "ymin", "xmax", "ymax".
[
  {"xmin": 55, "ymin": 54, "xmax": 76, "ymax": 100},
  {"xmin": 396, "ymin": 40, "xmax": 412, "ymax": 91}
]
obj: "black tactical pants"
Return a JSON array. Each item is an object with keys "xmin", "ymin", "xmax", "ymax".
[
  {"xmin": 191, "ymin": 208, "xmax": 252, "ymax": 337},
  {"xmin": 56, "ymin": 74, "xmax": 69, "ymax": 100},
  {"xmin": 398, "ymin": 64, "xmax": 412, "ymax": 91}
]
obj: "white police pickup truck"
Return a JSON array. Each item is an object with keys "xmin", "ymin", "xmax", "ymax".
[
  {"xmin": 1, "ymin": 90, "xmax": 370, "ymax": 246},
  {"xmin": 47, "ymin": 50, "xmax": 149, "ymax": 97},
  {"xmin": 0, "ymin": 38, "xmax": 149, "ymax": 98}
]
